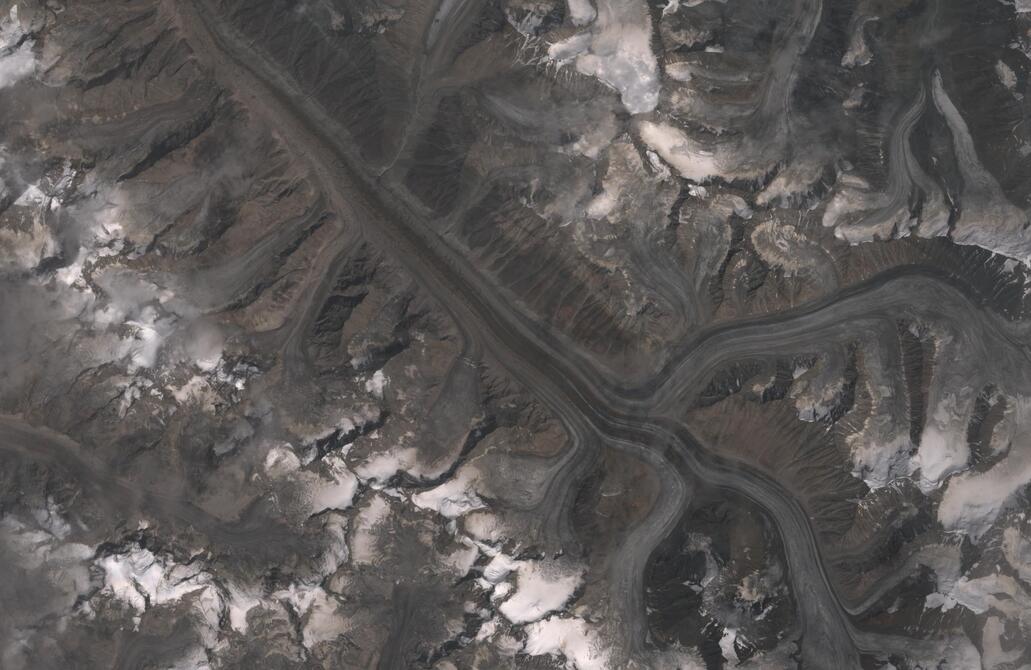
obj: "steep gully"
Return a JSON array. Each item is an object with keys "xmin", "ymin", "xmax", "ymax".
[{"xmin": 65, "ymin": 0, "xmax": 1023, "ymax": 666}]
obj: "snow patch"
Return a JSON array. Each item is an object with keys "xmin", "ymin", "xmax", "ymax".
[
  {"xmin": 462, "ymin": 511, "xmax": 506, "ymax": 543},
  {"xmin": 938, "ymin": 396, "xmax": 1031, "ymax": 539},
  {"xmin": 275, "ymin": 583, "xmax": 346, "ymax": 649},
  {"xmin": 996, "ymin": 60, "xmax": 1018, "ymax": 91},
  {"xmin": 226, "ymin": 585, "xmax": 262, "ymax": 634},
  {"xmin": 97, "ymin": 544, "xmax": 228, "ymax": 645},
  {"xmin": 483, "ymin": 552, "xmax": 522, "ymax": 584},
  {"xmin": 170, "ymin": 375, "xmax": 216, "ymax": 411},
  {"xmin": 982, "ymin": 615, "xmax": 1023, "ymax": 669},
  {"xmin": 0, "ymin": 6, "xmax": 36, "ymax": 90},
  {"xmin": 637, "ymin": 120, "xmax": 719, "ymax": 182},
  {"xmin": 498, "ymin": 560, "xmax": 583, "ymax": 624},
  {"xmin": 356, "ymin": 446, "xmax": 417, "ymax": 485},
  {"xmin": 1003, "ymin": 527, "xmax": 1031, "ymax": 582},
  {"xmin": 894, "ymin": 634, "xmax": 981, "ymax": 670},
  {"xmin": 308, "ymin": 455, "xmax": 359, "ymax": 514},
  {"xmin": 1, "ymin": 514, "xmax": 92, "ymax": 602},
  {"xmin": 909, "ymin": 422, "xmax": 968, "ymax": 494},
  {"xmin": 364, "ymin": 369, "xmax": 388, "ymax": 398},
  {"xmin": 523, "ymin": 616, "xmax": 612, "ymax": 670},
  {"xmin": 264, "ymin": 443, "xmax": 302, "ymax": 477},
  {"xmin": 99, "ymin": 546, "xmax": 217, "ymax": 615},
  {"xmin": 349, "ymin": 495, "xmax": 391, "ymax": 564},
  {"xmin": 411, "ymin": 467, "xmax": 485, "ymax": 519},
  {"xmin": 547, "ymin": 0, "xmax": 659, "ymax": 114},
  {"xmin": 719, "ymin": 628, "xmax": 739, "ymax": 665},
  {"xmin": 13, "ymin": 183, "xmax": 44, "ymax": 207},
  {"xmin": 566, "ymin": 0, "xmax": 596, "ymax": 25},
  {"xmin": 849, "ymin": 433, "xmax": 911, "ymax": 490},
  {"xmin": 443, "ymin": 542, "xmax": 480, "ymax": 578},
  {"xmin": 925, "ymin": 573, "xmax": 1031, "ymax": 618}
]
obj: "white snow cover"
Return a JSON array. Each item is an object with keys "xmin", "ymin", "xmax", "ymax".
[
  {"xmin": 523, "ymin": 616, "xmax": 612, "ymax": 670},
  {"xmin": 475, "ymin": 616, "xmax": 501, "ymax": 642},
  {"xmin": 1, "ymin": 176, "xmax": 225, "ymax": 395},
  {"xmin": 909, "ymin": 421, "xmax": 968, "ymax": 494},
  {"xmin": 719, "ymin": 628, "xmax": 739, "ymax": 664},
  {"xmin": 564, "ymin": 112, "xmax": 620, "ymax": 159},
  {"xmin": 234, "ymin": 521, "xmax": 353, "ymax": 644},
  {"xmin": 0, "ymin": 44, "xmax": 32, "ymax": 88},
  {"xmin": 349, "ymin": 495, "xmax": 391, "ymax": 564},
  {"xmin": 89, "ymin": 269, "xmax": 182, "ymax": 374},
  {"xmin": 930, "ymin": 70, "xmax": 1031, "ymax": 263},
  {"xmin": 13, "ymin": 183, "xmax": 44, "ymax": 207},
  {"xmin": 848, "ymin": 433, "xmax": 911, "ymax": 490},
  {"xmin": 97, "ymin": 543, "xmax": 353, "ymax": 650},
  {"xmin": 264, "ymin": 443, "xmax": 302, "ymax": 477},
  {"xmin": 547, "ymin": 0, "xmax": 659, "ymax": 114},
  {"xmin": 317, "ymin": 512, "xmax": 351, "ymax": 576},
  {"xmin": 274, "ymin": 583, "xmax": 346, "ymax": 649},
  {"xmin": 364, "ymin": 369, "xmax": 388, "ymax": 398},
  {"xmin": 0, "ymin": 184, "xmax": 58, "ymax": 271},
  {"xmin": 97, "ymin": 543, "xmax": 243, "ymax": 648},
  {"xmin": 938, "ymin": 396, "xmax": 1031, "ymax": 539},
  {"xmin": 47, "ymin": 188, "xmax": 223, "ymax": 379},
  {"xmin": 981, "ymin": 616, "xmax": 1023, "ymax": 669},
  {"xmin": 54, "ymin": 184, "xmax": 128, "ymax": 287},
  {"xmin": 566, "ymin": 0, "xmax": 597, "ymax": 25},
  {"xmin": 996, "ymin": 60, "xmax": 1018, "ymax": 91},
  {"xmin": 225, "ymin": 585, "xmax": 262, "ymax": 634},
  {"xmin": 171, "ymin": 375, "xmax": 215, "ymax": 409},
  {"xmin": 100, "ymin": 546, "xmax": 219, "ymax": 615},
  {"xmin": 636, "ymin": 121, "xmax": 720, "ymax": 182},
  {"xmin": 0, "ymin": 6, "xmax": 36, "ymax": 90},
  {"xmin": 411, "ymin": 467, "xmax": 485, "ymax": 519},
  {"xmin": 1003, "ymin": 526, "xmax": 1031, "ymax": 582},
  {"xmin": 308, "ymin": 455, "xmax": 360, "ymax": 514},
  {"xmin": 918, "ymin": 540, "xmax": 1031, "ymax": 622},
  {"xmin": 491, "ymin": 581, "xmax": 514, "ymax": 601},
  {"xmin": 186, "ymin": 321, "xmax": 224, "ymax": 372},
  {"xmin": 938, "ymin": 454, "xmax": 1031, "ymax": 540},
  {"xmin": 124, "ymin": 307, "xmax": 170, "ymax": 370},
  {"xmin": 442, "ymin": 543, "xmax": 480, "ymax": 578},
  {"xmin": 899, "ymin": 635, "xmax": 982, "ymax": 670},
  {"xmin": 790, "ymin": 366, "xmax": 845, "ymax": 423},
  {"xmin": 0, "ymin": 514, "xmax": 93, "ymax": 606},
  {"xmin": 462, "ymin": 511, "xmax": 507, "ymax": 543},
  {"xmin": 355, "ymin": 445, "xmax": 418, "ymax": 485},
  {"xmin": 585, "ymin": 190, "xmax": 618, "ymax": 219},
  {"xmin": 498, "ymin": 560, "xmax": 584, "ymax": 624},
  {"xmin": 925, "ymin": 573, "xmax": 1031, "ymax": 618},
  {"xmin": 756, "ymin": 158, "xmax": 828, "ymax": 207},
  {"xmin": 292, "ymin": 406, "xmax": 382, "ymax": 462},
  {"xmin": 674, "ymin": 533, "xmax": 719, "ymax": 592},
  {"xmin": 820, "ymin": 175, "xmax": 895, "ymax": 242},
  {"xmin": 483, "ymin": 552, "xmax": 521, "ymax": 584}
]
